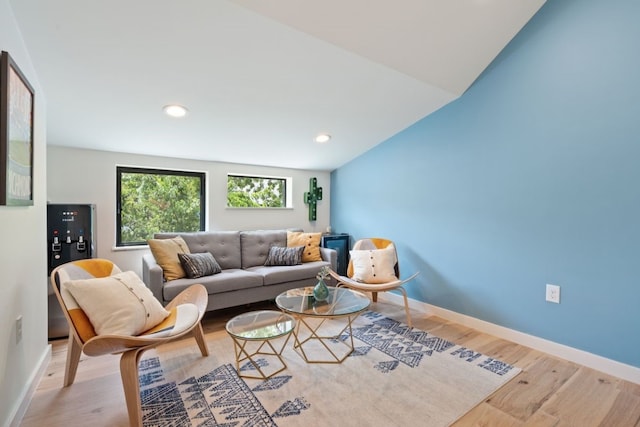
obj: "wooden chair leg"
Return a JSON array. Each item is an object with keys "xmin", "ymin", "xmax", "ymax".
[
  {"xmin": 398, "ymin": 288, "xmax": 413, "ymax": 328},
  {"xmin": 120, "ymin": 348, "xmax": 146, "ymax": 427},
  {"xmin": 63, "ymin": 333, "xmax": 82, "ymax": 387},
  {"xmin": 193, "ymin": 322, "xmax": 209, "ymax": 357},
  {"xmin": 372, "ymin": 291, "xmax": 378, "ymax": 302}
]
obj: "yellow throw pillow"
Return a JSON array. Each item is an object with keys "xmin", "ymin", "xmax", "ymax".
[
  {"xmin": 147, "ymin": 236, "xmax": 191, "ymax": 280},
  {"xmin": 65, "ymin": 271, "xmax": 170, "ymax": 336},
  {"xmin": 287, "ymin": 231, "xmax": 322, "ymax": 262}
]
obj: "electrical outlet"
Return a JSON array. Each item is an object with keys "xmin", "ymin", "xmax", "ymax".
[
  {"xmin": 16, "ymin": 315, "xmax": 23, "ymax": 344},
  {"xmin": 546, "ymin": 284, "xmax": 560, "ymax": 304}
]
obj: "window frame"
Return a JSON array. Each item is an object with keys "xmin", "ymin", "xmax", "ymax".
[
  {"xmin": 226, "ymin": 173, "xmax": 292, "ymax": 208},
  {"xmin": 116, "ymin": 166, "xmax": 206, "ymax": 247}
]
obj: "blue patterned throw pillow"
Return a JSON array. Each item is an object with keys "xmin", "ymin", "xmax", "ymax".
[
  {"xmin": 178, "ymin": 252, "xmax": 222, "ymax": 278},
  {"xmin": 264, "ymin": 245, "xmax": 304, "ymax": 266}
]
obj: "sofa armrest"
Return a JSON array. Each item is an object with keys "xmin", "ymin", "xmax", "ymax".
[
  {"xmin": 320, "ymin": 247, "xmax": 337, "ymax": 271},
  {"xmin": 142, "ymin": 253, "xmax": 165, "ymax": 303}
]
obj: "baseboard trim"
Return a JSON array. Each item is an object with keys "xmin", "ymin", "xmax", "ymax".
[
  {"xmin": 379, "ymin": 293, "xmax": 640, "ymax": 385},
  {"xmin": 8, "ymin": 344, "xmax": 52, "ymax": 427}
]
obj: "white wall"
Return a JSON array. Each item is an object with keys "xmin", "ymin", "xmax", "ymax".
[
  {"xmin": 0, "ymin": 1, "xmax": 49, "ymax": 425},
  {"xmin": 47, "ymin": 146, "xmax": 332, "ymax": 275}
]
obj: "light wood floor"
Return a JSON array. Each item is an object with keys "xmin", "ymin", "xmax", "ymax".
[{"xmin": 22, "ymin": 300, "xmax": 640, "ymax": 426}]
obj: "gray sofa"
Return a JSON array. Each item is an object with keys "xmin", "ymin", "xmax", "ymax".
[{"xmin": 142, "ymin": 229, "xmax": 336, "ymax": 312}]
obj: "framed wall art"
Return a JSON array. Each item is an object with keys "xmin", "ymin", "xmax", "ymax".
[{"xmin": 1, "ymin": 50, "xmax": 34, "ymax": 206}]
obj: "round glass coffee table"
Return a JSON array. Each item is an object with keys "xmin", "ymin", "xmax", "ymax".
[
  {"xmin": 225, "ymin": 310, "xmax": 295, "ymax": 379},
  {"xmin": 275, "ymin": 287, "xmax": 370, "ymax": 363}
]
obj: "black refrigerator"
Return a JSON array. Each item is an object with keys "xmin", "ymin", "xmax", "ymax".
[{"xmin": 47, "ymin": 203, "xmax": 96, "ymax": 338}]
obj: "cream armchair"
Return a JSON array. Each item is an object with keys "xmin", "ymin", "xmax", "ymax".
[
  {"xmin": 50, "ymin": 258, "xmax": 209, "ymax": 427},
  {"xmin": 328, "ymin": 238, "xmax": 419, "ymax": 327}
]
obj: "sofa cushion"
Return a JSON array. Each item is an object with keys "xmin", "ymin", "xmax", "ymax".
[
  {"xmin": 248, "ymin": 260, "xmax": 330, "ymax": 286},
  {"xmin": 162, "ymin": 269, "xmax": 263, "ymax": 301},
  {"xmin": 240, "ymin": 229, "xmax": 287, "ymax": 268},
  {"xmin": 178, "ymin": 252, "xmax": 222, "ymax": 278},
  {"xmin": 264, "ymin": 245, "xmax": 304, "ymax": 266},
  {"xmin": 155, "ymin": 231, "xmax": 242, "ymax": 270},
  {"xmin": 147, "ymin": 236, "xmax": 190, "ymax": 280},
  {"xmin": 287, "ymin": 231, "xmax": 322, "ymax": 262}
]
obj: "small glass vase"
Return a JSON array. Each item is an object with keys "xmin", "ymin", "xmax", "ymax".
[{"xmin": 313, "ymin": 279, "xmax": 329, "ymax": 302}]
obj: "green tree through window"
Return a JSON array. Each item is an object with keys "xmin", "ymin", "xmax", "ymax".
[
  {"xmin": 227, "ymin": 175, "xmax": 286, "ymax": 207},
  {"xmin": 117, "ymin": 167, "xmax": 205, "ymax": 246}
]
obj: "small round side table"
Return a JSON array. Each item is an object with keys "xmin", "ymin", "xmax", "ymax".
[{"xmin": 225, "ymin": 310, "xmax": 295, "ymax": 379}]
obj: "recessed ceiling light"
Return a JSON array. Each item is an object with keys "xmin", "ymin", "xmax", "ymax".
[
  {"xmin": 315, "ymin": 133, "xmax": 331, "ymax": 143},
  {"xmin": 163, "ymin": 104, "xmax": 188, "ymax": 118}
]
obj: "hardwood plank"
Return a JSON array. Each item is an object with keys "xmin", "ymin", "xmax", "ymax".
[
  {"xmin": 598, "ymin": 390, "xmax": 640, "ymax": 426},
  {"xmin": 453, "ymin": 402, "xmax": 524, "ymax": 427},
  {"xmin": 21, "ymin": 373, "xmax": 129, "ymax": 427},
  {"xmin": 412, "ymin": 314, "xmax": 453, "ymax": 333},
  {"xmin": 421, "ymin": 321, "xmax": 483, "ymax": 344},
  {"xmin": 620, "ymin": 379, "xmax": 640, "ymax": 398},
  {"xmin": 483, "ymin": 354, "xmax": 580, "ymax": 421},
  {"xmin": 541, "ymin": 368, "xmax": 621, "ymax": 426},
  {"xmin": 472, "ymin": 338, "xmax": 545, "ymax": 369},
  {"xmin": 522, "ymin": 410, "xmax": 560, "ymax": 427}
]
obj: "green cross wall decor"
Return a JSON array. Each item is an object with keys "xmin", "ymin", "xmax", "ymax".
[{"xmin": 303, "ymin": 177, "xmax": 323, "ymax": 221}]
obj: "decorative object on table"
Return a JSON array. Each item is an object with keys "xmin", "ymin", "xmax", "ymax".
[
  {"xmin": 303, "ymin": 177, "xmax": 323, "ymax": 221},
  {"xmin": 313, "ymin": 265, "xmax": 330, "ymax": 301},
  {"xmin": 0, "ymin": 51, "xmax": 35, "ymax": 206}
]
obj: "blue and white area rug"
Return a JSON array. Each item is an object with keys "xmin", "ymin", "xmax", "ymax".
[{"xmin": 140, "ymin": 311, "xmax": 520, "ymax": 426}]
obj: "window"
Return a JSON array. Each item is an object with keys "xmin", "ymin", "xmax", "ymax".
[
  {"xmin": 227, "ymin": 174, "xmax": 290, "ymax": 208},
  {"xmin": 117, "ymin": 167, "xmax": 205, "ymax": 246}
]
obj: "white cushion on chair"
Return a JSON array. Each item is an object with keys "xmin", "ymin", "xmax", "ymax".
[
  {"xmin": 65, "ymin": 271, "xmax": 170, "ymax": 336},
  {"xmin": 350, "ymin": 244, "xmax": 398, "ymax": 284},
  {"xmin": 141, "ymin": 303, "xmax": 200, "ymax": 338}
]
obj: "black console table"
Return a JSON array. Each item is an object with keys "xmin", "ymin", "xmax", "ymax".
[{"xmin": 321, "ymin": 233, "xmax": 350, "ymax": 276}]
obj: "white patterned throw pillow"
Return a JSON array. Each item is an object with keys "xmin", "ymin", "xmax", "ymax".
[
  {"xmin": 350, "ymin": 244, "xmax": 398, "ymax": 284},
  {"xmin": 65, "ymin": 270, "xmax": 170, "ymax": 336}
]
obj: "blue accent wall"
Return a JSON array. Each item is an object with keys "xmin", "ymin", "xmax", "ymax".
[{"xmin": 330, "ymin": 0, "xmax": 640, "ymax": 368}]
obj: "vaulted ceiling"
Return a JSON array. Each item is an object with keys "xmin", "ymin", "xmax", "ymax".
[{"xmin": 10, "ymin": 0, "xmax": 545, "ymax": 170}]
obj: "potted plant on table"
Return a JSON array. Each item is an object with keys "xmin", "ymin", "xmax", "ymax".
[{"xmin": 313, "ymin": 266, "xmax": 331, "ymax": 301}]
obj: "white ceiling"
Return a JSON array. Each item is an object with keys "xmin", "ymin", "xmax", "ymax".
[{"xmin": 10, "ymin": 0, "xmax": 545, "ymax": 171}]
